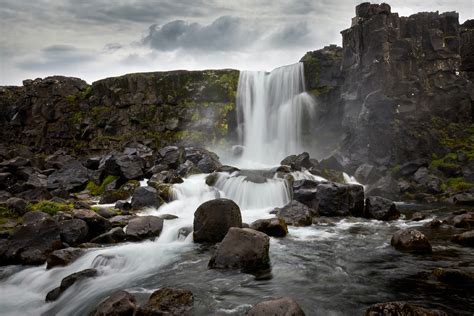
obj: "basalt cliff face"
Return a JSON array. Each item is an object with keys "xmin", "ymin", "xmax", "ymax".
[
  {"xmin": 1, "ymin": 3, "xmax": 473, "ymax": 169},
  {"xmin": 302, "ymin": 3, "xmax": 473, "ymax": 167},
  {"xmin": 0, "ymin": 70, "xmax": 238, "ymax": 155}
]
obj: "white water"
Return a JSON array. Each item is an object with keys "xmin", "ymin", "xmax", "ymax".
[{"xmin": 236, "ymin": 63, "xmax": 316, "ymax": 167}]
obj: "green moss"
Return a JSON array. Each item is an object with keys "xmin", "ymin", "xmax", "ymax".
[
  {"xmin": 86, "ymin": 175, "xmax": 119, "ymax": 196},
  {"xmin": 65, "ymin": 95, "xmax": 77, "ymax": 105},
  {"xmin": 390, "ymin": 164, "xmax": 401, "ymax": 175},
  {"xmin": 0, "ymin": 206, "xmax": 19, "ymax": 224},
  {"xmin": 26, "ymin": 201, "xmax": 73, "ymax": 215},
  {"xmin": 446, "ymin": 177, "xmax": 473, "ymax": 192}
]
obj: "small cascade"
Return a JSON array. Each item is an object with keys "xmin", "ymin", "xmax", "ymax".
[{"xmin": 236, "ymin": 62, "xmax": 316, "ymax": 167}]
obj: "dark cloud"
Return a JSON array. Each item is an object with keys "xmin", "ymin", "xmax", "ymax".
[{"xmin": 142, "ymin": 16, "xmax": 260, "ymax": 51}]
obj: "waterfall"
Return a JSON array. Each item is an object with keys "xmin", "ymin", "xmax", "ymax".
[{"xmin": 236, "ymin": 62, "xmax": 316, "ymax": 167}]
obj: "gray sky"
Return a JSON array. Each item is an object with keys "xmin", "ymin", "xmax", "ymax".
[{"xmin": 0, "ymin": 0, "xmax": 472, "ymax": 85}]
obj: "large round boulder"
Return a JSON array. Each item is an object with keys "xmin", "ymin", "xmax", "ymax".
[
  {"xmin": 364, "ymin": 196, "xmax": 400, "ymax": 220},
  {"xmin": 250, "ymin": 217, "xmax": 288, "ymax": 237},
  {"xmin": 391, "ymin": 228, "xmax": 432, "ymax": 254},
  {"xmin": 208, "ymin": 227, "xmax": 270, "ymax": 273},
  {"xmin": 136, "ymin": 288, "xmax": 193, "ymax": 316},
  {"xmin": 125, "ymin": 216, "xmax": 163, "ymax": 241},
  {"xmin": 91, "ymin": 290, "xmax": 138, "ymax": 316},
  {"xmin": 193, "ymin": 198, "xmax": 242, "ymax": 243},
  {"xmin": 59, "ymin": 219, "xmax": 89, "ymax": 246},
  {"xmin": 247, "ymin": 297, "xmax": 305, "ymax": 316},
  {"xmin": 46, "ymin": 248, "xmax": 83, "ymax": 269}
]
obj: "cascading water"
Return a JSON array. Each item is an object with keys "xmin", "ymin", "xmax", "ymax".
[{"xmin": 236, "ymin": 62, "xmax": 316, "ymax": 167}]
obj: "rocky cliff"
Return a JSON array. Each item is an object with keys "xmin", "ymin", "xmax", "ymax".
[
  {"xmin": 0, "ymin": 70, "xmax": 239, "ymax": 156},
  {"xmin": 302, "ymin": 3, "xmax": 473, "ymax": 168}
]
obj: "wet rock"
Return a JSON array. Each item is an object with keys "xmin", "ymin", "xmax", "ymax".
[
  {"xmin": 176, "ymin": 160, "xmax": 201, "ymax": 177},
  {"xmin": 391, "ymin": 228, "xmax": 432, "ymax": 254},
  {"xmin": 157, "ymin": 146, "xmax": 183, "ymax": 169},
  {"xmin": 432, "ymin": 268, "xmax": 474, "ymax": 287},
  {"xmin": 451, "ymin": 230, "xmax": 474, "ymax": 247},
  {"xmin": 395, "ymin": 159, "xmax": 429, "ymax": 178},
  {"xmin": 115, "ymin": 154, "xmax": 144, "ymax": 180},
  {"xmin": 275, "ymin": 200, "xmax": 314, "ymax": 226},
  {"xmin": 149, "ymin": 170, "xmax": 183, "ymax": 184},
  {"xmin": 409, "ymin": 212, "xmax": 426, "ymax": 222},
  {"xmin": 216, "ymin": 165, "xmax": 240, "ymax": 173},
  {"xmin": 413, "ymin": 168, "xmax": 443, "ymax": 194},
  {"xmin": 22, "ymin": 211, "xmax": 52, "ymax": 225},
  {"xmin": 425, "ymin": 219, "xmax": 443, "ymax": 229},
  {"xmin": 292, "ymin": 179, "xmax": 320, "ymax": 209},
  {"xmin": 72, "ymin": 209, "xmax": 111, "ymax": 237},
  {"xmin": 317, "ymin": 183, "xmax": 364, "ymax": 216},
  {"xmin": 247, "ymin": 297, "xmax": 305, "ymax": 316},
  {"xmin": 91, "ymin": 227, "xmax": 126, "ymax": 244},
  {"xmin": 3, "ymin": 217, "xmax": 61, "ymax": 265},
  {"xmin": 93, "ymin": 207, "xmax": 116, "ymax": 219},
  {"xmin": 209, "ymin": 227, "xmax": 270, "ymax": 273},
  {"xmin": 109, "ymin": 215, "xmax": 135, "ymax": 227},
  {"xmin": 136, "ymin": 288, "xmax": 193, "ymax": 316},
  {"xmin": 197, "ymin": 155, "xmax": 222, "ymax": 173},
  {"xmin": 115, "ymin": 200, "xmax": 132, "ymax": 212},
  {"xmin": 250, "ymin": 217, "xmax": 288, "ymax": 237},
  {"xmin": 90, "ymin": 290, "xmax": 138, "ymax": 316},
  {"xmin": 85, "ymin": 157, "xmax": 101, "ymax": 170},
  {"xmin": 354, "ymin": 163, "xmax": 381, "ymax": 184},
  {"xmin": 158, "ymin": 214, "xmax": 178, "ymax": 220},
  {"xmin": 193, "ymin": 198, "xmax": 242, "ymax": 243},
  {"xmin": 364, "ymin": 301, "xmax": 447, "ymax": 316},
  {"xmin": 131, "ymin": 186, "xmax": 162, "ymax": 210},
  {"xmin": 452, "ymin": 192, "xmax": 474, "ymax": 206},
  {"xmin": 59, "ymin": 219, "xmax": 89, "ymax": 246},
  {"xmin": 125, "ymin": 216, "xmax": 163, "ymax": 241},
  {"xmin": 47, "ymin": 160, "xmax": 89, "ymax": 192},
  {"xmin": 448, "ymin": 212, "xmax": 474, "ymax": 228},
  {"xmin": 99, "ymin": 190, "xmax": 131, "ymax": 204},
  {"xmin": 205, "ymin": 173, "xmax": 219, "ymax": 186},
  {"xmin": 178, "ymin": 226, "xmax": 192, "ymax": 240},
  {"xmin": 320, "ymin": 154, "xmax": 344, "ymax": 172},
  {"xmin": 46, "ymin": 269, "xmax": 98, "ymax": 302},
  {"xmin": 364, "ymin": 196, "xmax": 400, "ymax": 221},
  {"xmin": 5, "ymin": 197, "xmax": 27, "ymax": 215},
  {"xmin": 46, "ymin": 248, "xmax": 83, "ymax": 269}
]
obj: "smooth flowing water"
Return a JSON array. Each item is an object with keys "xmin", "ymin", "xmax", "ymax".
[{"xmin": 1, "ymin": 63, "xmax": 473, "ymax": 315}]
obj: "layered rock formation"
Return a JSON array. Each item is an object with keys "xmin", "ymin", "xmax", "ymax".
[{"xmin": 302, "ymin": 3, "xmax": 473, "ymax": 167}]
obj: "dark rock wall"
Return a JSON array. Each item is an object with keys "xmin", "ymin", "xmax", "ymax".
[
  {"xmin": 302, "ymin": 3, "xmax": 473, "ymax": 166},
  {"xmin": 0, "ymin": 70, "xmax": 239, "ymax": 154}
]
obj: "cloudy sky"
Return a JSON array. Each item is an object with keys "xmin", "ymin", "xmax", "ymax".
[{"xmin": 0, "ymin": 0, "xmax": 472, "ymax": 85}]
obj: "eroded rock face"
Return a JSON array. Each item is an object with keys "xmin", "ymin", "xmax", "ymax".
[
  {"xmin": 247, "ymin": 297, "xmax": 306, "ymax": 316},
  {"xmin": 391, "ymin": 228, "xmax": 432, "ymax": 254},
  {"xmin": 209, "ymin": 227, "xmax": 270, "ymax": 273},
  {"xmin": 193, "ymin": 198, "xmax": 242, "ymax": 243}
]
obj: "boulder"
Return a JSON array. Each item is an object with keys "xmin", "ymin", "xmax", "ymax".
[
  {"xmin": 197, "ymin": 155, "xmax": 222, "ymax": 173},
  {"xmin": 292, "ymin": 179, "xmax": 320, "ymax": 209},
  {"xmin": 135, "ymin": 288, "xmax": 193, "ymax": 316},
  {"xmin": 366, "ymin": 175, "xmax": 399, "ymax": 200},
  {"xmin": 22, "ymin": 211, "xmax": 52, "ymax": 225},
  {"xmin": 157, "ymin": 146, "xmax": 183, "ymax": 169},
  {"xmin": 125, "ymin": 216, "xmax": 164, "ymax": 241},
  {"xmin": 59, "ymin": 219, "xmax": 89, "ymax": 246},
  {"xmin": 131, "ymin": 186, "xmax": 162, "ymax": 210},
  {"xmin": 91, "ymin": 290, "xmax": 138, "ymax": 316},
  {"xmin": 451, "ymin": 230, "xmax": 474, "ymax": 247},
  {"xmin": 72, "ymin": 209, "xmax": 111, "ymax": 237},
  {"xmin": 176, "ymin": 160, "xmax": 201, "ymax": 177},
  {"xmin": 354, "ymin": 163, "xmax": 381, "ymax": 184},
  {"xmin": 317, "ymin": 183, "xmax": 364, "ymax": 216},
  {"xmin": 391, "ymin": 229, "xmax": 432, "ymax": 254},
  {"xmin": 275, "ymin": 200, "xmax": 314, "ymax": 226},
  {"xmin": 320, "ymin": 154, "xmax": 344, "ymax": 171},
  {"xmin": 149, "ymin": 170, "xmax": 183, "ymax": 184},
  {"xmin": 3, "ymin": 217, "xmax": 61, "ymax": 265},
  {"xmin": 447, "ymin": 212, "xmax": 474, "ymax": 228},
  {"xmin": 364, "ymin": 196, "xmax": 400, "ymax": 220},
  {"xmin": 46, "ymin": 269, "xmax": 98, "ymax": 302},
  {"xmin": 394, "ymin": 159, "xmax": 429, "ymax": 178},
  {"xmin": 193, "ymin": 198, "xmax": 242, "ymax": 243},
  {"xmin": 115, "ymin": 154, "xmax": 144, "ymax": 180},
  {"xmin": 411, "ymin": 212, "xmax": 426, "ymax": 221},
  {"xmin": 47, "ymin": 160, "xmax": 89, "ymax": 192},
  {"xmin": 364, "ymin": 301, "xmax": 447, "ymax": 316},
  {"xmin": 209, "ymin": 227, "xmax": 270, "ymax": 273},
  {"xmin": 94, "ymin": 207, "xmax": 116, "ymax": 219},
  {"xmin": 247, "ymin": 297, "xmax": 305, "ymax": 316},
  {"xmin": 250, "ymin": 218, "xmax": 288, "ymax": 237},
  {"xmin": 91, "ymin": 227, "xmax": 126, "ymax": 244},
  {"xmin": 432, "ymin": 268, "xmax": 474, "ymax": 287},
  {"xmin": 46, "ymin": 248, "xmax": 83, "ymax": 269},
  {"xmin": 109, "ymin": 215, "xmax": 135, "ymax": 227},
  {"xmin": 5, "ymin": 197, "xmax": 27, "ymax": 215},
  {"xmin": 452, "ymin": 192, "xmax": 474, "ymax": 206},
  {"xmin": 99, "ymin": 190, "xmax": 131, "ymax": 204},
  {"xmin": 115, "ymin": 200, "xmax": 132, "ymax": 212},
  {"xmin": 413, "ymin": 168, "xmax": 443, "ymax": 194}
]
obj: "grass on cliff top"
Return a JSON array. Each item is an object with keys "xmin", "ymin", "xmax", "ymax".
[
  {"xmin": 86, "ymin": 175, "xmax": 118, "ymax": 196},
  {"xmin": 26, "ymin": 200, "xmax": 73, "ymax": 216}
]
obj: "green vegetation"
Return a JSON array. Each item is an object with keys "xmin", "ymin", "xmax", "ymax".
[
  {"xmin": 445, "ymin": 177, "xmax": 473, "ymax": 192},
  {"xmin": 390, "ymin": 164, "xmax": 401, "ymax": 175},
  {"xmin": 0, "ymin": 206, "xmax": 19, "ymax": 225},
  {"xmin": 86, "ymin": 175, "xmax": 119, "ymax": 196},
  {"xmin": 26, "ymin": 201, "xmax": 73, "ymax": 216}
]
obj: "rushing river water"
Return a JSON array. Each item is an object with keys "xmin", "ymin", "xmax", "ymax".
[{"xmin": 0, "ymin": 172, "xmax": 473, "ymax": 315}]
